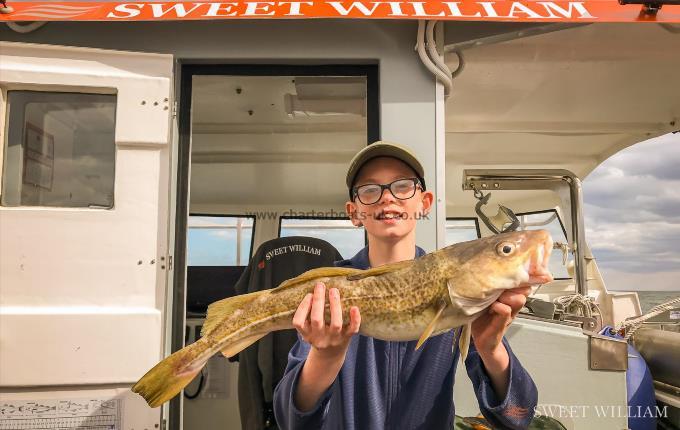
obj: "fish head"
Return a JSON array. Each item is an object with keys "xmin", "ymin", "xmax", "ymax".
[{"xmin": 444, "ymin": 229, "xmax": 554, "ymax": 301}]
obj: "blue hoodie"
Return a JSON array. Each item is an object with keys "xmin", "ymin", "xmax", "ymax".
[{"xmin": 273, "ymin": 246, "xmax": 538, "ymax": 430}]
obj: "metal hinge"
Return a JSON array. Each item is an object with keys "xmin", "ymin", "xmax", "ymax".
[
  {"xmin": 160, "ymin": 255, "xmax": 173, "ymax": 271},
  {"xmin": 172, "ymin": 101, "xmax": 178, "ymax": 118}
]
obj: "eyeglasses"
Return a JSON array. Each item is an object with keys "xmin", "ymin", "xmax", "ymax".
[{"xmin": 352, "ymin": 178, "xmax": 422, "ymax": 205}]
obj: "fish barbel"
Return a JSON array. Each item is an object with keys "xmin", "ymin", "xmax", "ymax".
[{"xmin": 133, "ymin": 230, "xmax": 553, "ymax": 407}]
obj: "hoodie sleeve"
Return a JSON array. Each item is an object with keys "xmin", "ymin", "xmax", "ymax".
[
  {"xmin": 465, "ymin": 338, "xmax": 538, "ymax": 430},
  {"xmin": 273, "ymin": 335, "xmax": 336, "ymax": 430}
]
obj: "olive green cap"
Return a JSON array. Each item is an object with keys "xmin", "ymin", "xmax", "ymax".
[{"xmin": 346, "ymin": 141, "xmax": 426, "ymax": 194}]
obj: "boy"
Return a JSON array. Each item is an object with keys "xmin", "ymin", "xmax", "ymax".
[{"xmin": 273, "ymin": 141, "xmax": 538, "ymax": 429}]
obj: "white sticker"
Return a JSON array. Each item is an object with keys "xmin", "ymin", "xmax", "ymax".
[
  {"xmin": 670, "ymin": 310, "xmax": 680, "ymax": 320},
  {"xmin": 0, "ymin": 398, "xmax": 122, "ymax": 430}
]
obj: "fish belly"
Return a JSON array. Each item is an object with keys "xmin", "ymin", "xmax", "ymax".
[{"xmin": 358, "ymin": 306, "xmax": 473, "ymax": 342}]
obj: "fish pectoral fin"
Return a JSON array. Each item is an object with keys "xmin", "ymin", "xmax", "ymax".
[
  {"xmin": 276, "ymin": 267, "xmax": 362, "ymax": 291},
  {"xmin": 459, "ymin": 323, "xmax": 472, "ymax": 361},
  {"xmin": 415, "ymin": 300, "xmax": 448, "ymax": 350},
  {"xmin": 346, "ymin": 259, "xmax": 411, "ymax": 281},
  {"xmin": 220, "ymin": 332, "xmax": 267, "ymax": 358},
  {"xmin": 447, "ymin": 279, "xmax": 502, "ymax": 317},
  {"xmin": 202, "ymin": 291, "xmax": 264, "ymax": 337}
]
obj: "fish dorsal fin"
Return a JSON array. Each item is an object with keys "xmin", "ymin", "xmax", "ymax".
[
  {"xmin": 275, "ymin": 267, "xmax": 362, "ymax": 291},
  {"xmin": 415, "ymin": 300, "xmax": 448, "ymax": 350},
  {"xmin": 346, "ymin": 259, "xmax": 412, "ymax": 281},
  {"xmin": 459, "ymin": 323, "xmax": 472, "ymax": 361},
  {"xmin": 201, "ymin": 290, "xmax": 263, "ymax": 337}
]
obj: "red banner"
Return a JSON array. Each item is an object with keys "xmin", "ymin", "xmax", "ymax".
[{"xmin": 1, "ymin": 1, "xmax": 679, "ymax": 22}]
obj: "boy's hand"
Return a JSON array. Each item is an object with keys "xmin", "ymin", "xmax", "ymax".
[
  {"xmin": 469, "ymin": 286, "xmax": 530, "ymax": 399},
  {"xmin": 292, "ymin": 282, "xmax": 361, "ymax": 412},
  {"xmin": 293, "ymin": 282, "xmax": 361, "ymax": 361},
  {"xmin": 470, "ymin": 286, "xmax": 530, "ymax": 355}
]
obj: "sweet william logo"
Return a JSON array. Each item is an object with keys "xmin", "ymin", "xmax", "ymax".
[{"xmin": 103, "ymin": 1, "xmax": 598, "ymax": 20}]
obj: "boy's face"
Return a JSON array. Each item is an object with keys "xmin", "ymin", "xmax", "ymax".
[{"xmin": 345, "ymin": 157, "xmax": 433, "ymax": 243}]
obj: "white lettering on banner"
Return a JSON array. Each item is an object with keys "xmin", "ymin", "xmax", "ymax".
[
  {"xmin": 150, "ymin": 2, "xmax": 207, "ymax": 17},
  {"xmin": 326, "ymin": 1, "xmax": 382, "ymax": 16},
  {"xmin": 104, "ymin": 1, "xmax": 600, "ymax": 20},
  {"xmin": 205, "ymin": 3, "xmax": 238, "ymax": 16},
  {"xmin": 384, "ymin": 2, "xmax": 407, "ymax": 16},
  {"xmin": 244, "ymin": 2, "xmax": 276, "ymax": 15},
  {"xmin": 106, "ymin": 3, "xmax": 144, "ymax": 18},
  {"xmin": 537, "ymin": 2, "xmax": 595, "ymax": 18},
  {"xmin": 278, "ymin": 1, "xmax": 314, "ymax": 15},
  {"xmin": 507, "ymin": 2, "xmax": 543, "ymax": 18}
]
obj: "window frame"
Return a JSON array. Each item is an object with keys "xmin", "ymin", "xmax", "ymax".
[
  {"xmin": 277, "ymin": 215, "xmax": 357, "ymax": 237},
  {"xmin": 445, "ymin": 216, "xmax": 482, "ymax": 243},
  {"xmin": 1, "ymin": 90, "xmax": 118, "ymax": 209},
  {"xmin": 187, "ymin": 213, "xmax": 257, "ymax": 267},
  {"xmin": 515, "ymin": 209, "xmax": 568, "ymax": 240}
]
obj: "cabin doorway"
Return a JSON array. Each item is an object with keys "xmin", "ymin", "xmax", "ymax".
[{"xmin": 171, "ymin": 64, "xmax": 378, "ymax": 430}]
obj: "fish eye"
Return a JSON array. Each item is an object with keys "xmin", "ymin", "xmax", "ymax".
[{"xmin": 496, "ymin": 242, "xmax": 516, "ymax": 256}]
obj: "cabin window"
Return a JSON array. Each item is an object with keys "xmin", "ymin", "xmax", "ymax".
[
  {"xmin": 1, "ymin": 91, "xmax": 116, "ymax": 208},
  {"xmin": 188, "ymin": 215, "xmax": 255, "ymax": 266},
  {"xmin": 279, "ymin": 217, "xmax": 364, "ymax": 259},
  {"xmin": 445, "ymin": 218, "xmax": 481, "ymax": 245},
  {"xmin": 516, "ymin": 210, "xmax": 571, "ymax": 280}
]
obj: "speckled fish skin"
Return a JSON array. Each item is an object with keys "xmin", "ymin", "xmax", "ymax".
[{"xmin": 132, "ymin": 229, "xmax": 553, "ymax": 408}]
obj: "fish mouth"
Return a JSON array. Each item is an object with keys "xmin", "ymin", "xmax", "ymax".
[{"xmin": 524, "ymin": 231, "xmax": 554, "ymax": 284}]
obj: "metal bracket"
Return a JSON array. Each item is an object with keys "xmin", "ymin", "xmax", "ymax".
[
  {"xmin": 618, "ymin": 0, "xmax": 680, "ymax": 15},
  {"xmin": 524, "ymin": 297, "xmax": 558, "ymax": 320},
  {"xmin": 587, "ymin": 332, "xmax": 628, "ymax": 371},
  {"xmin": 473, "ymin": 192, "xmax": 520, "ymax": 234},
  {"xmin": 564, "ymin": 315, "xmax": 600, "ymax": 332}
]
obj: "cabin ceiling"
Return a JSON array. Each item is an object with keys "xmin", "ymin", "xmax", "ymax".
[
  {"xmin": 444, "ymin": 22, "xmax": 680, "ymax": 213},
  {"xmin": 190, "ymin": 75, "xmax": 366, "ymax": 208}
]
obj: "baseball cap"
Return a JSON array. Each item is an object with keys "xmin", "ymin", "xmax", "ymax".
[{"xmin": 346, "ymin": 141, "xmax": 426, "ymax": 198}]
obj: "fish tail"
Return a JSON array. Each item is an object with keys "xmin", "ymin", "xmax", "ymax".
[
  {"xmin": 134, "ymin": 290, "xmax": 274, "ymax": 408},
  {"xmin": 132, "ymin": 341, "xmax": 210, "ymax": 408}
]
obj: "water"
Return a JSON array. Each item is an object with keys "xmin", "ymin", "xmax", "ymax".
[{"xmin": 628, "ymin": 290, "xmax": 680, "ymax": 313}]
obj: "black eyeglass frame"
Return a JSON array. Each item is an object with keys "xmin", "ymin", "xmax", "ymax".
[{"xmin": 352, "ymin": 177, "xmax": 423, "ymax": 205}]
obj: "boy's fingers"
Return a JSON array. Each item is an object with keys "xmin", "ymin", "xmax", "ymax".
[
  {"xmin": 344, "ymin": 306, "xmax": 361, "ymax": 336},
  {"xmin": 292, "ymin": 293, "xmax": 312, "ymax": 332},
  {"xmin": 498, "ymin": 290, "xmax": 528, "ymax": 317},
  {"xmin": 329, "ymin": 288, "xmax": 343, "ymax": 333},
  {"xmin": 489, "ymin": 302, "xmax": 512, "ymax": 333},
  {"xmin": 310, "ymin": 282, "xmax": 326, "ymax": 331}
]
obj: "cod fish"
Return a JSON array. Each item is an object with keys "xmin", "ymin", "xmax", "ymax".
[{"xmin": 133, "ymin": 230, "xmax": 553, "ymax": 407}]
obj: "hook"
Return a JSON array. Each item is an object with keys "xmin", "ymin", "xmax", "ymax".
[{"xmin": 473, "ymin": 190, "xmax": 520, "ymax": 234}]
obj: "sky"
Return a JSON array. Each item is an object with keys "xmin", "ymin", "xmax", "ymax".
[{"xmin": 583, "ymin": 132, "xmax": 680, "ymax": 292}]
